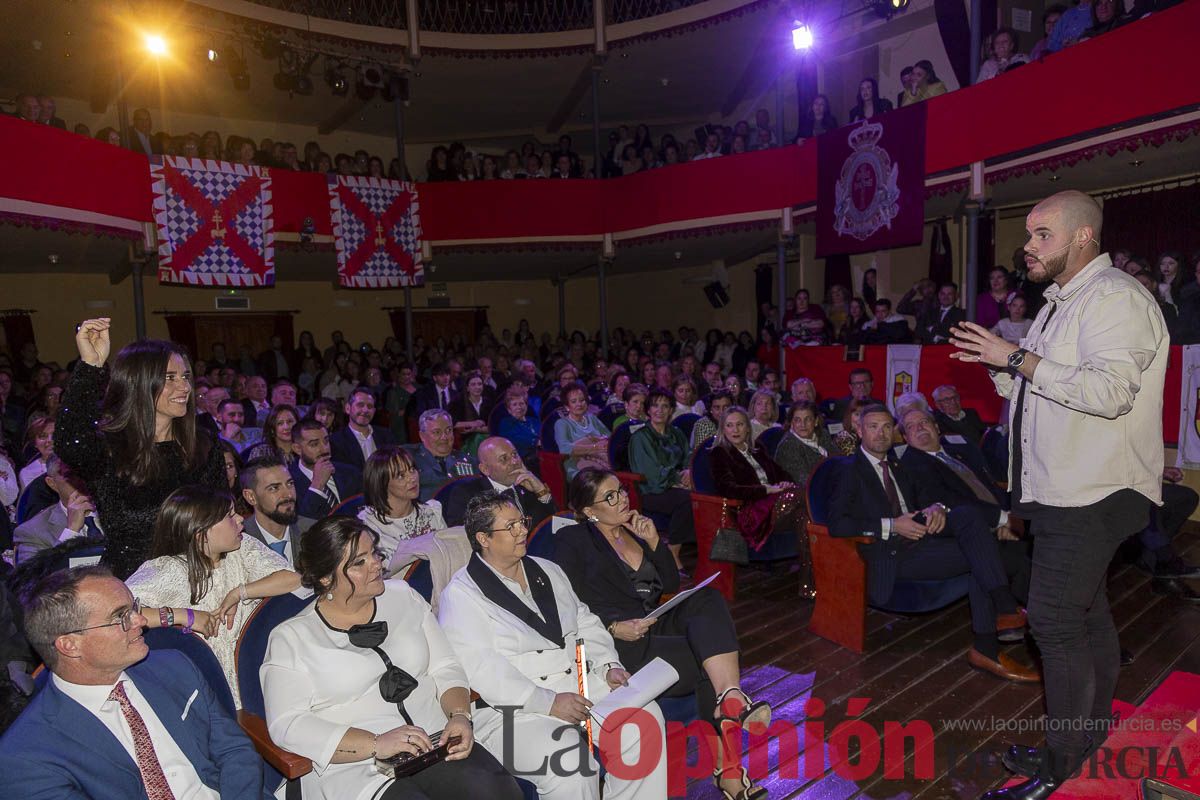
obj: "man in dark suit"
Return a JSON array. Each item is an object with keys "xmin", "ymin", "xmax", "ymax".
[
  {"xmin": 442, "ymin": 437, "xmax": 556, "ymax": 529},
  {"xmin": 289, "ymin": 419, "xmax": 363, "ymax": 518},
  {"xmin": 37, "ymin": 95, "xmax": 67, "ymax": 129},
  {"xmin": 861, "ymin": 299, "xmax": 912, "ymax": 344},
  {"xmin": 11, "ymin": 93, "xmax": 40, "ymax": 123},
  {"xmin": 240, "ymin": 456, "xmax": 315, "ymax": 569},
  {"xmin": 414, "ymin": 362, "xmax": 458, "ymax": 415},
  {"xmin": 826, "ymin": 404, "xmax": 1037, "ymax": 682},
  {"xmin": 0, "ymin": 566, "xmax": 272, "ymax": 799},
  {"xmin": 820, "ymin": 367, "xmax": 886, "ymax": 423},
  {"xmin": 410, "ymin": 410, "xmax": 476, "ymax": 502},
  {"xmin": 931, "ymin": 384, "xmax": 989, "ymax": 444},
  {"xmin": 256, "ymin": 335, "xmax": 292, "ymax": 383},
  {"xmin": 916, "ymin": 283, "xmax": 968, "ymax": 344},
  {"xmin": 241, "ymin": 375, "xmax": 271, "ymax": 429},
  {"xmin": 330, "ymin": 388, "xmax": 397, "ymax": 471}
]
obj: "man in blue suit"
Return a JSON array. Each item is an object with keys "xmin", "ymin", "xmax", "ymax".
[
  {"xmin": 826, "ymin": 405, "xmax": 1037, "ymax": 683},
  {"xmin": 0, "ymin": 565, "xmax": 271, "ymax": 799},
  {"xmin": 289, "ymin": 418, "xmax": 363, "ymax": 519},
  {"xmin": 329, "ymin": 387, "xmax": 397, "ymax": 471}
]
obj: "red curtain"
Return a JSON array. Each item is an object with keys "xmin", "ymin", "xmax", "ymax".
[
  {"xmin": 0, "ymin": 312, "xmax": 35, "ymax": 360},
  {"xmin": 1100, "ymin": 183, "xmax": 1200, "ymax": 266},
  {"xmin": 272, "ymin": 313, "xmax": 296, "ymax": 360},
  {"xmin": 164, "ymin": 315, "xmax": 199, "ymax": 362}
]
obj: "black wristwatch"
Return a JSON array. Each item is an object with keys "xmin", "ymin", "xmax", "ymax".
[{"xmin": 1007, "ymin": 348, "xmax": 1028, "ymax": 370}]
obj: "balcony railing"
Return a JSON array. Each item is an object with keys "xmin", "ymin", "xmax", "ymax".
[{"xmin": 244, "ymin": 0, "xmax": 715, "ymax": 33}]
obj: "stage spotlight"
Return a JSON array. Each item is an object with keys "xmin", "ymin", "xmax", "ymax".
[
  {"xmin": 871, "ymin": 0, "xmax": 910, "ymax": 18},
  {"xmin": 360, "ymin": 64, "xmax": 386, "ymax": 89},
  {"xmin": 326, "ymin": 63, "xmax": 349, "ymax": 96},
  {"xmin": 145, "ymin": 34, "xmax": 168, "ymax": 56},
  {"xmin": 206, "ymin": 47, "xmax": 219, "ymax": 64},
  {"xmin": 791, "ymin": 22, "xmax": 814, "ymax": 51}
]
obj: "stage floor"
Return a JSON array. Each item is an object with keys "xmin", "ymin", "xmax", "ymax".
[{"xmin": 682, "ymin": 528, "xmax": 1200, "ymax": 799}]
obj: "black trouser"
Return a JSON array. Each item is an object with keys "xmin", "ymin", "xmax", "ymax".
[
  {"xmin": 617, "ymin": 586, "xmax": 739, "ymax": 723},
  {"xmin": 893, "ymin": 505, "xmax": 1010, "ymax": 634},
  {"xmin": 641, "ymin": 487, "xmax": 696, "ymax": 545},
  {"xmin": 1024, "ymin": 489, "xmax": 1151, "ymax": 780},
  {"xmin": 380, "ymin": 743, "xmax": 523, "ymax": 800}
]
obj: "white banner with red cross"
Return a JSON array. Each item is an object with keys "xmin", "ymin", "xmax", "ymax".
[
  {"xmin": 149, "ymin": 156, "xmax": 274, "ymax": 287},
  {"xmin": 328, "ymin": 176, "xmax": 425, "ymax": 288}
]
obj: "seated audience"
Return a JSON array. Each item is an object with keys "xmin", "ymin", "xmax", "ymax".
[
  {"xmin": 1030, "ymin": 5, "xmax": 1066, "ymax": 59},
  {"xmin": 14, "ymin": 455, "xmax": 101, "ymax": 564},
  {"xmin": 411, "ymin": 410, "xmax": 477, "ymax": 502},
  {"xmin": 672, "ymin": 375, "xmax": 705, "ymax": 418},
  {"xmin": 849, "ymin": 78, "xmax": 894, "ymax": 122},
  {"xmin": 774, "ymin": 401, "xmax": 836, "ymax": 489},
  {"xmin": 307, "ymin": 396, "xmax": 340, "ymax": 431},
  {"xmin": 217, "ymin": 399, "xmax": 261, "ymax": 450},
  {"xmin": 495, "ymin": 387, "xmax": 540, "ymax": 470},
  {"xmin": 240, "ymin": 455, "xmax": 312, "ymax": 569},
  {"xmin": 262, "ymin": 516, "xmax": 521, "ymax": 800},
  {"xmin": 829, "ymin": 406, "xmax": 1036, "ymax": 681},
  {"xmin": 1048, "ymin": 0, "xmax": 1098, "ymax": 51},
  {"xmin": 441, "ymin": 436, "xmax": 556, "ymax": 530},
  {"xmin": 358, "ymin": 445, "xmax": 447, "ymax": 563},
  {"xmin": 241, "ymin": 375, "xmax": 271, "ymax": 428},
  {"xmin": 861, "ymin": 299, "xmax": 912, "ymax": 344},
  {"xmin": 992, "ymin": 294, "xmax": 1035, "ymax": 344},
  {"xmin": 18, "ymin": 416, "xmax": 54, "ymax": 491},
  {"xmin": 553, "ymin": 381, "xmax": 611, "ymax": 479},
  {"xmin": 979, "ymin": 268, "xmax": 1017, "ymax": 331},
  {"xmin": 691, "ymin": 389, "xmax": 733, "ymax": 453},
  {"xmin": 629, "ymin": 389, "xmax": 697, "ymax": 567},
  {"xmin": 710, "ymin": 407, "xmax": 803, "ymax": 552},
  {"xmin": 289, "ymin": 418, "xmax": 364, "ymax": 518},
  {"xmin": 241, "ymin": 403, "xmax": 297, "ymax": 463},
  {"xmin": 976, "ymin": 27, "xmax": 1029, "ymax": 81},
  {"xmin": 931, "ymin": 384, "xmax": 988, "ymax": 444},
  {"xmin": 899, "ymin": 278, "xmax": 938, "ymax": 322},
  {"xmin": 1157, "ymin": 251, "xmax": 1185, "ymax": 311},
  {"xmin": 916, "ymin": 283, "xmax": 966, "ymax": 344},
  {"xmin": 797, "ymin": 94, "xmax": 838, "ymax": 137},
  {"xmin": 748, "ymin": 389, "xmax": 781, "ymax": 444},
  {"xmin": 437, "ymin": 492, "xmax": 668, "ymax": 800},
  {"xmin": 1080, "ymin": 0, "xmax": 1124, "ymax": 39},
  {"xmin": 216, "ymin": 440, "xmax": 250, "ymax": 517},
  {"xmin": 447, "ymin": 371, "xmax": 493, "ymax": 453},
  {"xmin": 415, "ymin": 362, "xmax": 458, "ymax": 414},
  {"xmin": 899, "ymin": 60, "xmax": 948, "ymax": 106},
  {"xmin": 2, "ymin": 566, "xmax": 273, "ymax": 798},
  {"xmin": 821, "ymin": 368, "xmax": 884, "ymax": 423},
  {"xmin": 1134, "ymin": 270, "xmax": 1179, "ymax": 340},
  {"xmin": 554, "ymin": 470, "xmax": 769, "ymax": 799},
  {"xmin": 127, "ymin": 484, "xmax": 300, "ymax": 707},
  {"xmin": 832, "ymin": 398, "xmax": 872, "ymax": 455},
  {"xmin": 330, "ymin": 388, "xmax": 397, "ymax": 471}
]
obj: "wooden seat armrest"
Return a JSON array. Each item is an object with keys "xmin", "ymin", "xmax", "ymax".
[{"xmin": 238, "ymin": 710, "xmax": 313, "ymax": 779}]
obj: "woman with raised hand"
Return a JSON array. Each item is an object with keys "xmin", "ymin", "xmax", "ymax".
[{"xmin": 54, "ymin": 319, "xmax": 226, "ymax": 578}]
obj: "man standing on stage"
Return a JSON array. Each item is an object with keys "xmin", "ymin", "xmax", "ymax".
[{"xmin": 950, "ymin": 190, "xmax": 1168, "ymax": 799}]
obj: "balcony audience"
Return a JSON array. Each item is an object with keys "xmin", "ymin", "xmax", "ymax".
[
  {"xmin": 1048, "ymin": 0, "xmax": 1097, "ymax": 51},
  {"xmin": 1030, "ymin": 5, "xmax": 1067, "ymax": 59},
  {"xmin": 1, "ymin": 566, "xmax": 273, "ymax": 798},
  {"xmin": 126, "ymin": 484, "xmax": 300, "ymax": 708},
  {"xmin": 992, "ymin": 295, "xmax": 1035, "ymax": 345},
  {"xmin": 976, "ymin": 268, "xmax": 1018, "ymax": 331},
  {"xmin": 915, "ymin": 282, "xmax": 966, "ymax": 344},
  {"xmin": 861, "ymin": 298, "xmax": 913, "ymax": 344},
  {"xmin": 899, "ymin": 60, "xmax": 948, "ymax": 106},
  {"xmin": 437, "ymin": 492, "xmax": 668, "ymax": 800},
  {"xmin": 976, "ymin": 28, "xmax": 1029, "ymax": 82},
  {"xmin": 849, "ymin": 78, "xmax": 894, "ymax": 122},
  {"xmin": 797, "ymin": 95, "xmax": 838, "ymax": 138},
  {"xmin": 554, "ymin": 469, "xmax": 769, "ymax": 799},
  {"xmin": 262, "ymin": 516, "xmax": 522, "ymax": 800}
]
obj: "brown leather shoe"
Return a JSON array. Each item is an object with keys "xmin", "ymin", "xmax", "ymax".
[
  {"xmin": 968, "ymin": 648, "xmax": 1041, "ymax": 683},
  {"xmin": 996, "ymin": 608, "xmax": 1027, "ymax": 634}
]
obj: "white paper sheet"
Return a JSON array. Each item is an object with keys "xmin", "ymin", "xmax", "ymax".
[
  {"xmin": 639, "ymin": 571, "xmax": 721, "ymax": 622},
  {"xmin": 590, "ymin": 657, "xmax": 681, "ymax": 725}
]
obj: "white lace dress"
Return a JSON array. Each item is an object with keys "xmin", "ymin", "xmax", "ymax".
[
  {"xmin": 358, "ymin": 500, "xmax": 447, "ymax": 562},
  {"xmin": 125, "ymin": 535, "xmax": 291, "ymax": 708}
]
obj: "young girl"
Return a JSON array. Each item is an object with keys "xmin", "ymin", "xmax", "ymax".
[
  {"xmin": 127, "ymin": 484, "xmax": 300, "ymax": 707},
  {"xmin": 992, "ymin": 295, "xmax": 1034, "ymax": 344}
]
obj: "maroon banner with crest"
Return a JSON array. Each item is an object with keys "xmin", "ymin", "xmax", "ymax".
[{"xmin": 815, "ymin": 104, "xmax": 926, "ymax": 258}]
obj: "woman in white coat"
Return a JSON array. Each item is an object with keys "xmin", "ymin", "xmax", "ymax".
[
  {"xmin": 261, "ymin": 515, "xmax": 522, "ymax": 800},
  {"xmin": 437, "ymin": 491, "xmax": 668, "ymax": 800}
]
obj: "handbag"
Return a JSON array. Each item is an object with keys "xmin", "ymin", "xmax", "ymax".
[{"xmin": 708, "ymin": 497, "xmax": 749, "ymax": 566}]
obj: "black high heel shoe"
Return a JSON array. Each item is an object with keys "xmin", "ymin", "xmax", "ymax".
[{"xmin": 715, "ymin": 687, "xmax": 772, "ymax": 730}]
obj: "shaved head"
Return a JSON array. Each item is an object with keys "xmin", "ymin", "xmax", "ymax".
[
  {"xmin": 1031, "ymin": 190, "xmax": 1103, "ymax": 245},
  {"xmin": 1024, "ymin": 190, "xmax": 1104, "ymax": 285}
]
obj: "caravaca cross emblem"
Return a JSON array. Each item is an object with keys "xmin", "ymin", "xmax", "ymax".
[{"xmin": 833, "ymin": 120, "xmax": 901, "ymax": 241}]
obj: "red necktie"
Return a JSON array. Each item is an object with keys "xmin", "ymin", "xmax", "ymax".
[
  {"xmin": 109, "ymin": 681, "xmax": 177, "ymax": 800},
  {"xmin": 879, "ymin": 460, "xmax": 903, "ymax": 518}
]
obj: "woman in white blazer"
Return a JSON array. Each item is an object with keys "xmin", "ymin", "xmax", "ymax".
[
  {"xmin": 261, "ymin": 516, "xmax": 522, "ymax": 800},
  {"xmin": 437, "ymin": 491, "xmax": 668, "ymax": 800}
]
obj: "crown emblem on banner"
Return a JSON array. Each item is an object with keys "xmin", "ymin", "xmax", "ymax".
[{"xmin": 847, "ymin": 120, "xmax": 884, "ymax": 150}]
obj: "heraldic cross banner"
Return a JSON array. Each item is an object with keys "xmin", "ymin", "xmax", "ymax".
[
  {"xmin": 328, "ymin": 176, "xmax": 425, "ymax": 288},
  {"xmin": 815, "ymin": 103, "xmax": 926, "ymax": 258},
  {"xmin": 150, "ymin": 156, "xmax": 275, "ymax": 287}
]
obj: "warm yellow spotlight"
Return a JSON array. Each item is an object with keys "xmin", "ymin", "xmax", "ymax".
[{"xmin": 145, "ymin": 34, "xmax": 168, "ymax": 56}]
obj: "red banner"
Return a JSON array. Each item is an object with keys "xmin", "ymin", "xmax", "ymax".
[{"xmin": 815, "ymin": 103, "xmax": 926, "ymax": 258}]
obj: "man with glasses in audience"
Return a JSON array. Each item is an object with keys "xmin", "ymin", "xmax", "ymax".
[
  {"xmin": 932, "ymin": 384, "xmax": 988, "ymax": 444},
  {"xmin": 411, "ymin": 410, "xmax": 477, "ymax": 502},
  {"xmin": 0, "ymin": 566, "xmax": 271, "ymax": 798},
  {"xmin": 821, "ymin": 368, "xmax": 885, "ymax": 424}
]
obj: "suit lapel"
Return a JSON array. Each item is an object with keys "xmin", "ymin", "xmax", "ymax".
[
  {"xmin": 127, "ymin": 664, "xmax": 207, "ymax": 776},
  {"xmin": 586, "ymin": 523, "xmax": 643, "ymax": 603},
  {"xmin": 41, "ymin": 677, "xmax": 142, "ymax": 783},
  {"xmin": 466, "ymin": 554, "xmax": 564, "ymax": 648},
  {"xmin": 853, "ymin": 451, "xmax": 891, "ymax": 510}
]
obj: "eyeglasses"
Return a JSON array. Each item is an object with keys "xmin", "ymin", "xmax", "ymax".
[
  {"xmin": 599, "ymin": 487, "xmax": 630, "ymax": 506},
  {"xmin": 488, "ymin": 515, "xmax": 532, "ymax": 535},
  {"xmin": 63, "ymin": 599, "xmax": 143, "ymax": 636}
]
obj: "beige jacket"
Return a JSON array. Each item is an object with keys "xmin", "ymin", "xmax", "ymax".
[{"xmin": 991, "ymin": 254, "xmax": 1167, "ymax": 507}]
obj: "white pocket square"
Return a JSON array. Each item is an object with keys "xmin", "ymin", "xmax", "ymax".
[{"xmin": 181, "ymin": 689, "xmax": 199, "ymax": 720}]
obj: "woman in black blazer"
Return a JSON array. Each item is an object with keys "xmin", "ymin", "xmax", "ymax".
[{"xmin": 552, "ymin": 468, "xmax": 768, "ymax": 800}]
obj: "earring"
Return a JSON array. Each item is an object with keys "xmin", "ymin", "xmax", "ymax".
[
  {"xmin": 325, "ymin": 592, "xmax": 333, "ymax": 601},
  {"xmin": 587, "ymin": 515, "xmax": 599, "ymax": 523}
]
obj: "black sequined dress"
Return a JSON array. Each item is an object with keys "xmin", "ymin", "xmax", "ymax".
[{"xmin": 53, "ymin": 363, "xmax": 225, "ymax": 579}]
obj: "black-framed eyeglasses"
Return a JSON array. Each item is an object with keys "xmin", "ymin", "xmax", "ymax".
[
  {"xmin": 63, "ymin": 599, "xmax": 143, "ymax": 635},
  {"xmin": 488, "ymin": 515, "xmax": 532, "ymax": 535},
  {"xmin": 600, "ymin": 487, "xmax": 630, "ymax": 506}
]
